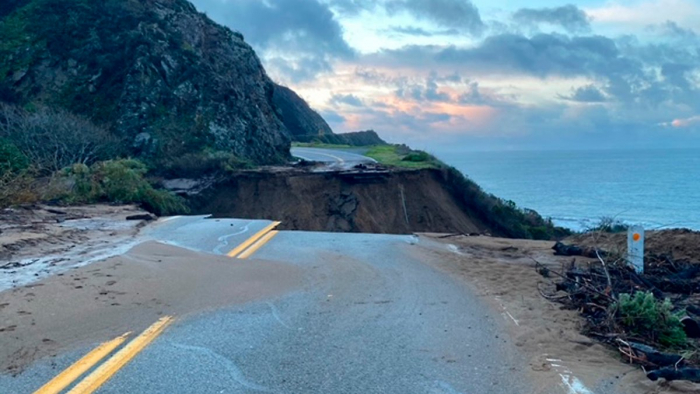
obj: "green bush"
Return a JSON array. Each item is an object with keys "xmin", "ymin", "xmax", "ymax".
[
  {"xmin": 615, "ymin": 291, "xmax": 687, "ymax": 348},
  {"xmin": 0, "ymin": 138, "xmax": 29, "ymax": 175},
  {"xmin": 56, "ymin": 159, "xmax": 188, "ymax": 215},
  {"xmin": 93, "ymin": 159, "xmax": 149, "ymax": 203},
  {"xmin": 439, "ymin": 166, "xmax": 571, "ymax": 240},
  {"xmin": 67, "ymin": 163, "xmax": 98, "ymax": 201},
  {"xmin": 402, "ymin": 151, "xmax": 431, "ymax": 163}
]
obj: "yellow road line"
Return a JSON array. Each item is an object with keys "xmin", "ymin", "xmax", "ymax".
[
  {"xmin": 67, "ymin": 316, "xmax": 174, "ymax": 394},
  {"xmin": 237, "ymin": 230, "xmax": 279, "ymax": 259},
  {"xmin": 33, "ymin": 333, "xmax": 130, "ymax": 394},
  {"xmin": 227, "ymin": 221, "xmax": 281, "ymax": 258}
]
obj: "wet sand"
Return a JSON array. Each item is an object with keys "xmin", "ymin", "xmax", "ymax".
[
  {"xmin": 0, "ymin": 241, "xmax": 302, "ymax": 375},
  {"xmin": 0, "ymin": 204, "xmax": 149, "ymax": 291}
]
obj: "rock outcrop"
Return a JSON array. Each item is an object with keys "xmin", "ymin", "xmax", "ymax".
[
  {"xmin": 271, "ymin": 85, "xmax": 386, "ymax": 146},
  {"xmin": 0, "ymin": 0, "xmax": 290, "ymax": 164},
  {"xmin": 272, "ymin": 84, "xmax": 334, "ymax": 142}
]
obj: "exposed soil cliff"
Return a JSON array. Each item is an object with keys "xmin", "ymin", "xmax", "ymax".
[{"xmin": 188, "ymin": 169, "xmax": 497, "ymax": 235}]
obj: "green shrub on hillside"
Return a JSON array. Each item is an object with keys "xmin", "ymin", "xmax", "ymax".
[
  {"xmin": 54, "ymin": 159, "xmax": 187, "ymax": 215},
  {"xmin": 0, "ymin": 138, "xmax": 29, "ymax": 175},
  {"xmin": 402, "ymin": 151, "xmax": 431, "ymax": 163},
  {"xmin": 615, "ymin": 291, "xmax": 687, "ymax": 348},
  {"xmin": 440, "ymin": 166, "xmax": 570, "ymax": 240},
  {"xmin": 0, "ymin": 139, "xmax": 36, "ymax": 207}
]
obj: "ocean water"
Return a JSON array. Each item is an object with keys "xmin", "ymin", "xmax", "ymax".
[{"xmin": 436, "ymin": 149, "xmax": 700, "ymax": 232}]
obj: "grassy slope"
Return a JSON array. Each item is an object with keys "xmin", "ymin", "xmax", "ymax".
[
  {"xmin": 292, "ymin": 143, "xmax": 441, "ymax": 170},
  {"xmin": 364, "ymin": 146, "xmax": 440, "ymax": 169}
]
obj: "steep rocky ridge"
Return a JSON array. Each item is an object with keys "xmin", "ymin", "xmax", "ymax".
[
  {"xmin": 272, "ymin": 84, "xmax": 334, "ymax": 142},
  {"xmin": 0, "ymin": 0, "xmax": 290, "ymax": 164}
]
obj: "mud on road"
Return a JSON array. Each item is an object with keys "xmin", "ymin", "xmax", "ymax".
[{"xmin": 0, "ymin": 204, "xmax": 149, "ymax": 291}]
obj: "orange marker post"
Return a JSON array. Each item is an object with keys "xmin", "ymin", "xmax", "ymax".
[{"xmin": 627, "ymin": 225, "xmax": 644, "ymax": 273}]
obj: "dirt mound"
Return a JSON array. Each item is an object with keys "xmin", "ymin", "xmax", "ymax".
[
  {"xmin": 188, "ymin": 169, "xmax": 491, "ymax": 235},
  {"xmin": 569, "ymin": 229, "xmax": 700, "ymax": 264}
]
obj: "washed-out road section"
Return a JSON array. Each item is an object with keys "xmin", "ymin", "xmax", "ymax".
[{"xmin": 1, "ymin": 216, "xmax": 582, "ymax": 393}]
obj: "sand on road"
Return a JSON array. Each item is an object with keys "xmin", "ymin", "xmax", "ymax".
[
  {"xmin": 417, "ymin": 234, "xmax": 700, "ymax": 394},
  {"xmin": 0, "ymin": 241, "xmax": 302, "ymax": 375}
]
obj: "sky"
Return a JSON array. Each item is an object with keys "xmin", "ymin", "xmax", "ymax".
[{"xmin": 189, "ymin": 0, "xmax": 700, "ymax": 152}]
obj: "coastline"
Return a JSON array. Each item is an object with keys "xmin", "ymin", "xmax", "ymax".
[{"xmin": 435, "ymin": 148, "xmax": 700, "ymax": 232}]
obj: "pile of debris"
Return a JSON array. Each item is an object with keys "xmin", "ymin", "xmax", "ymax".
[{"xmin": 538, "ymin": 230, "xmax": 700, "ymax": 383}]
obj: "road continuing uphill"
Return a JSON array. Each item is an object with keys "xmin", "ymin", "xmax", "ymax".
[
  {"xmin": 0, "ymin": 216, "xmax": 581, "ymax": 394},
  {"xmin": 291, "ymin": 147, "xmax": 376, "ymax": 169}
]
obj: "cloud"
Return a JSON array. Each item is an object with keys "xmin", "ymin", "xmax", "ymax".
[
  {"xmin": 653, "ymin": 20, "xmax": 698, "ymax": 39},
  {"xmin": 362, "ymin": 31, "xmax": 700, "ymax": 110},
  {"xmin": 368, "ymin": 34, "xmax": 626, "ymax": 78},
  {"xmin": 456, "ymin": 81, "xmax": 513, "ymax": 106},
  {"xmin": 386, "ymin": 0, "xmax": 485, "ymax": 36},
  {"xmin": 331, "ymin": 94, "xmax": 364, "ymax": 106},
  {"xmin": 389, "ymin": 26, "xmax": 459, "ymax": 37},
  {"xmin": 320, "ymin": 109, "xmax": 347, "ymax": 124},
  {"xmin": 585, "ymin": 0, "xmax": 700, "ymax": 29},
  {"xmin": 395, "ymin": 74, "xmax": 451, "ymax": 102},
  {"xmin": 671, "ymin": 115, "xmax": 700, "ymax": 128},
  {"xmin": 190, "ymin": 0, "xmax": 700, "ymax": 149},
  {"xmin": 190, "ymin": 0, "xmax": 354, "ymax": 81},
  {"xmin": 513, "ymin": 5, "xmax": 591, "ymax": 34},
  {"xmin": 326, "ymin": 0, "xmax": 376, "ymax": 15},
  {"xmin": 559, "ymin": 85, "xmax": 607, "ymax": 102}
]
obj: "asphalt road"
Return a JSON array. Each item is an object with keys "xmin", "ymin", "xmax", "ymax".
[
  {"xmin": 2, "ymin": 217, "xmax": 566, "ymax": 393},
  {"xmin": 290, "ymin": 147, "xmax": 376, "ymax": 169}
]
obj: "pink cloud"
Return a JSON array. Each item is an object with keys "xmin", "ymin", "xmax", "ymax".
[{"xmin": 671, "ymin": 115, "xmax": 700, "ymax": 128}]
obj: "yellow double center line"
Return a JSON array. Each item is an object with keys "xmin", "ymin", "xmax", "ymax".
[
  {"xmin": 227, "ymin": 221, "xmax": 281, "ymax": 259},
  {"xmin": 33, "ymin": 221, "xmax": 281, "ymax": 393},
  {"xmin": 34, "ymin": 316, "xmax": 174, "ymax": 394}
]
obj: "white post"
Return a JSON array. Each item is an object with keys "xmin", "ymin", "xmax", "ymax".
[{"xmin": 627, "ymin": 225, "xmax": 645, "ymax": 273}]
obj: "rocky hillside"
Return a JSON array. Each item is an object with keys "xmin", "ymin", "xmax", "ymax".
[
  {"xmin": 0, "ymin": 0, "xmax": 291, "ymax": 164},
  {"xmin": 272, "ymin": 84, "xmax": 386, "ymax": 146},
  {"xmin": 272, "ymin": 84, "xmax": 334, "ymax": 142}
]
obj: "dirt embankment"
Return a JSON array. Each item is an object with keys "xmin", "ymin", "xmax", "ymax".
[
  {"xmin": 419, "ymin": 234, "xmax": 700, "ymax": 394},
  {"xmin": 187, "ymin": 169, "xmax": 493, "ymax": 235},
  {"xmin": 568, "ymin": 229, "xmax": 700, "ymax": 264}
]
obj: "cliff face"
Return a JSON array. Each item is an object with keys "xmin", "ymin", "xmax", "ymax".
[
  {"xmin": 188, "ymin": 169, "xmax": 490, "ymax": 235},
  {"xmin": 0, "ymin": 0, "xmax": 290, "ymax": 164},
  {"xmin": 272, "ymin": 84, "xmax": 334, "ymax": 142}
]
